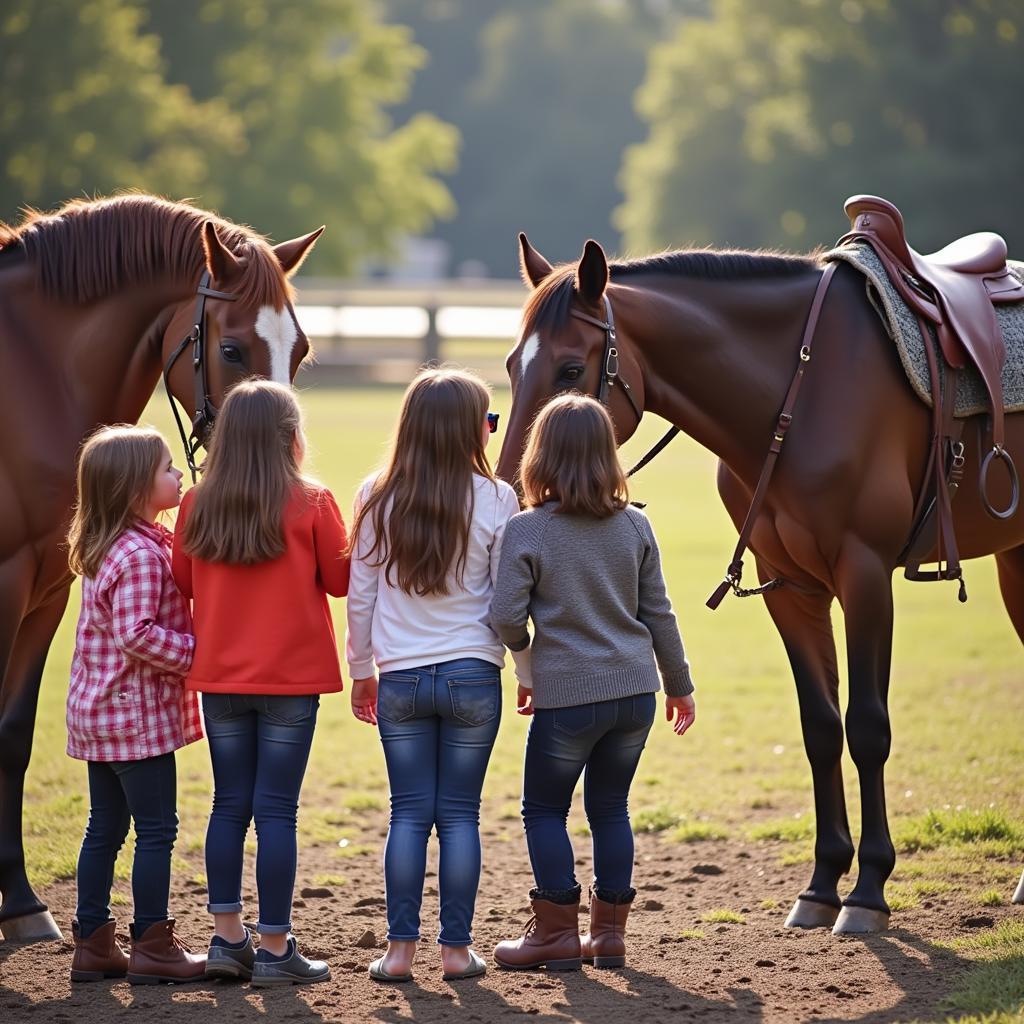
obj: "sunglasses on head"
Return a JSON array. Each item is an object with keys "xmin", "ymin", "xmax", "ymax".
[{"xmin": 487, "ymin": 412, "xmax": 500, "ymax": 434}]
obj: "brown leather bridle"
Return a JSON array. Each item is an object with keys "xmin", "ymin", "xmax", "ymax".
[{"xmin": 162, "ymin": 270, "xmax": 237, "ymax": 482}]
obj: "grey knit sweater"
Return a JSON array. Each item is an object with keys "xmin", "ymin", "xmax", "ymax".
[{"xmin": 489, "ymin": 502, "xmax": 694, "ymax": 709}]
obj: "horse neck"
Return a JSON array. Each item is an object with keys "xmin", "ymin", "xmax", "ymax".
[
  {"xmin": 61, "ymin": 278, "xmax": 190, "ymax": 427},
  {"xmin": 618, "ymin": 270, "xmax": 823, "ymax": 477}
]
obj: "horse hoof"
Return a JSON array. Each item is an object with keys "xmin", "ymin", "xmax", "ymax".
[
  {"xmin": 0, "ymin": 909, "xmax": 64, "ymax": 944},
  {"xmin": 1013, "ymin": 869, "xmax": 1024, "ymax": 905},
  {"xmin": 832, "ymin": 905, "xmax": 890, "ymax": 935},
  {"xmin": 784, "ymin": 898, "xmax": 840, "ymax": 929}
]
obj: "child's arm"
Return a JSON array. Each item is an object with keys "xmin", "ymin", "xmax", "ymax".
[
  {"xmin": 636, "ymin": 517, "xmax": 694, "ymax": 699},
  {"xmin": 109, "ymin": 550, "xmax": 194, "ymax": 674},
  {"xmin": 313, "ymin": 488, "xmax": 351, "ymax": 597},
  {"xmin": 345, "ymin": 493, "xmax": 378, "ymax": 684},
  {"xmin": 489, "ymin": 516, "xmax": 535, "ymax": 654}
]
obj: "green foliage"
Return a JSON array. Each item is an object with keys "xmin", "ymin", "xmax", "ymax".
[
  {"xmin": 748, "ymin": 816, "xmax": 815, "ymax": 842},
  {"xmin": 1, "ymin": 0, "xmax": 457, "ymax": 274},
  {"xmin": 0, "ymin": 0, "xmax": 238, "ymax": 215},
  {"xmin": 619, "ymin": 0, "xmax": 1024, "ymax": 255},
  {"xmin": 941, "ymin": 920, "xmax": 1024, "ymax": 1018},
  {"xmin": 670, "ymin": 821, "xmax": 728, "ymax": 843},
  {"xmin": 701, "ymin": 908, "xmax": 744, "ymax": 923},
  {"xmin": 632, "ymin": 806, "xmax": 681, "ymax": 833}
]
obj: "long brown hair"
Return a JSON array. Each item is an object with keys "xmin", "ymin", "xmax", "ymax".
[
  {"xmin": 521, "ymin": 394, "xmax": 629, "ymax": 517},
  {"xmin": 67, "ymin": 426, "xmax": 167, "ymax": 577},
  {"xmin": 182, "ymin": 379, "xmax": 311, "ymax": 565},
  {"xmin": 352, "ymin": 368, "xmax": 494, "ymax": 596}
]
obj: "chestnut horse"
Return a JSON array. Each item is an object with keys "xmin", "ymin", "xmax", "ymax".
[
  {"xmin": 0, "ymin": 194, "xmax": 323, "ymax": 942},
  {"xmin": 496, "ymin": 234, "xmax": 1024, "ymax": 934}
]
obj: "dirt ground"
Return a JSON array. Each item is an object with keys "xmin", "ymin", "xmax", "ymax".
[{"xmin": 2, "ymin": 832, "xmax": 1017, "ymax": 1024}]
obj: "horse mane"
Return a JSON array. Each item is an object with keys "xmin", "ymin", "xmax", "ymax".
[
  {"xmin": 0, "ymin": 193, "xmax": 293, "ymax": 309},
  {"xmin": 523, "ymin": 247, "xmax": 821, "ymax": 332}
]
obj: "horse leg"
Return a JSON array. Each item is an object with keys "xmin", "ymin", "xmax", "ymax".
[
  {"xmin": 833, "ymin": 543, "xmax": 896, "ymax": 934},
  {"xmin": 994, "ymin": 545, "xmax": 1024, "ymax": 904},
  {"xmin": 0, "ymin": 588, "xmax": 70, "ymax": 942},
  {"xmin": 761, "ymin": 577, "xmax": 854, "ymax": 928}
]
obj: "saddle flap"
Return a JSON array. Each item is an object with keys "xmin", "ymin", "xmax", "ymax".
[{"xmin": 986, "ymin": 267, "xmax": 1024, "ymax": 303}]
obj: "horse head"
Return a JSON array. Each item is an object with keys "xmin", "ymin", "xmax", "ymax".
[
  {"xmin": 159, "ymin": 222, "xmax": 324, "ymax": 467},
  {"xmin": 496, "ymin": 233, "xmax": 646, "ymax": 487}
]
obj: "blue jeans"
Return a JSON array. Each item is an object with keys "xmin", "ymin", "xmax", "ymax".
[
  {"xmin": 202, "ymin": 693, "xmax": 319, "ymax": 935},
  {"xmin": 377, "ymin": 658, "xmax": 502, "ymax": 946},
  {"xmin": 76, "ymin": 753, "xmax": 178, "ymax": 938},
  {"xmin": 523, "ymin": 693, "xmax": 656, "ymax": 895}
]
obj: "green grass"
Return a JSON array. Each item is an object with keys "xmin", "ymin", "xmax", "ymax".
[
  {"xmin": 939, "ymin": 920, "xmax": 1024, "ymax": 1018},
  {"xmin": 670, "ymin": 821, "xmax": 728, "ymax": 843},
  {"xmin": 20, "ymin": 385, "xmax": 1024, "ymax": 936},
  {"xmin": 701, "ymin": 908, "xmax": 744, "ymax": 924}
]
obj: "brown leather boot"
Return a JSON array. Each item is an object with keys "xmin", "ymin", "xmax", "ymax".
[
  {"xmin": 127, "ymin": 919, "xmax": 206, "ymax": 984},
  {"xmin": 581, "ymin": 892, "xmax": 632, "ymax": 968},
  {"xmin": 494, "ymin": 897, "xmax": 582, "ymax": 971},
  {"xmin": 70, "ymin": 920, "xmax": 129, "ymax": 982}
]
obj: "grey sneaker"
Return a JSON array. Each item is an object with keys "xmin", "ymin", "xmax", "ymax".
[
  {"xmin": 251, "ymin": 938, "xmax": 330, "ymax": 987},
  {"xmin": 205, "ymin": 929, "xmax": 256, "ymax": 981}
]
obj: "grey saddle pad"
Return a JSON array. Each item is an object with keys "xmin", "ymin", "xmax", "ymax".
[{"xmin": 825, "ymin": 242, "xmax": 1024, "ymax": 417}]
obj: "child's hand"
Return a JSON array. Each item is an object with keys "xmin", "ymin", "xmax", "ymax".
[
  {"xmin": 351, "ymin": 676, "xmax": 378, "ymax": 726},
  {"xmin": 516, "ymin": 684, "xmax": 534, "ymax": 716},
  {"xmin": 666, "ymin": 694, "xmax": 695, "ymax": 736}
]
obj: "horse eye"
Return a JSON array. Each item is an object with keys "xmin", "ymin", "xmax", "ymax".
[
  {"xmin": 220, "ymin": 343, "xmax": 243, "ymax": 364},
  {"xmin": 562, "ymin": 366, "xmax": 583, "ymax": 382}
]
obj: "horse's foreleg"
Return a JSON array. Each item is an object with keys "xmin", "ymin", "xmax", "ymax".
[
  {"xmin": 0, "ymin": 588, "xmax": 70, "ymax": 942},
  {"xmin": 994, "ymin": 544, "xmax": 1024, "ymax": 904},
  {"xmin": 761, "ymin": 575, "xmax": 854, "ymax": 929},
  {"xmin": 834, "ymin": 542, "xmax": 896, "ymax": 934}
]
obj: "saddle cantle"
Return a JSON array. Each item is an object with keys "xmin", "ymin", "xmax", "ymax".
[{"xmin": 839, "ymin": 195, "xmax": 1024, "ymax": 447}]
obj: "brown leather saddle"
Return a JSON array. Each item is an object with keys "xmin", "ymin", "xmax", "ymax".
[{"xmin": 838, "ymin": 195, "xmax": 1023, "ymax": 592}]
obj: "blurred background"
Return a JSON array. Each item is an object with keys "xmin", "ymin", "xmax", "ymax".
[{"xmin": 2, "ymin": 0, "xmax": 1023, "ymax": 380}]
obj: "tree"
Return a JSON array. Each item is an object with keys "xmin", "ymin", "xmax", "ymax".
[
  {"xmin": 0, "ymin": 0, "xmax": 238, "ymax": 219},
  {"xmin": 142, "ymin": 0, "xmax": 459, "ymax": 272},
  {"xmin": 618, "ymin": 0, "xmax": 1024, "ymax": 256}
]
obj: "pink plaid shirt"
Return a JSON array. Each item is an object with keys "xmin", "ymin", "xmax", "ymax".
[{"xmin": 67, "ymin": 519, "xmax": 203, "ymax": 762}]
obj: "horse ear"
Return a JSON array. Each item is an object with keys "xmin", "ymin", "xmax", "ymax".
[
  {"xmin": 519, "ymin": 232, "xmax": 553, "ymax": 288},
  {"xmin": 202, "ymin": 221, "xmax": 243, "ymax": 284},
  {"xmin": 274, "ymin": 226, "xmax": 326, "ymax": 277},
  {"xmin": 576, "ymin": 239, "xmax": 608, "ymax": 306}
]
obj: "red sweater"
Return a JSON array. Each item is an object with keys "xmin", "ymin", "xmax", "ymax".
[{"xmin": 171, "ymin": 485, "xmax": 350, "ymax": 695}]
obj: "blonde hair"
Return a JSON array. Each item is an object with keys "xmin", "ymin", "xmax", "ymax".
[
  {"xmin": 521, "ymin": 394, "xmax": 629, "ymax": 517},
  {"xmin": 67, "ymin": 426, "xmax": 167, "ymax": 577},
  {"xmin": 182, "ymin": 379, "xmax": 311, "ymax": 565},
  {"xmin": 351, "ymin": 367, "xmax": 494, "ymax": 596}
]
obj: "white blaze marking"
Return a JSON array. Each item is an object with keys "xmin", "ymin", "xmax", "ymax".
[
  {"xmin": 255, "ymin": 305, "xmax": 298, "ymax": 384},
  {"xmin": 519, "ymin": 331, "xmax": 540, "ymax": 380}
]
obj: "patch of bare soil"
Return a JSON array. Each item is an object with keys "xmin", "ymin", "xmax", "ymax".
[{"xmin": 1, "ymin": 836, "xmax": 1015, "ymax": 1023}]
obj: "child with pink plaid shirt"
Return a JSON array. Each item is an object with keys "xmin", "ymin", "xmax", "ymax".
[{"xmin": 65, "ymin": 425, "xmax": 205, "ymax": 985}]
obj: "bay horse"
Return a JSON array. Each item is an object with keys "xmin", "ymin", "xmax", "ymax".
[
  {"xmin": 0, "ymin": 194, "xmax": 323, "ymax": 942},
  {"xmin": 496, "ymin": 233, "xmax": 1024, "ymax": 934}
]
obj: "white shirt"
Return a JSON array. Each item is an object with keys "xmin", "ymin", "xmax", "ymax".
[{"xmin": 346, "ymin": 474, "xmax": 520, "ymax": 677}]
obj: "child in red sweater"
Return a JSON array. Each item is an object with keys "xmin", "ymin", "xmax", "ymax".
[{"xmin": 172, "ymin": 380, "xmax": 349, "ymax": 986}]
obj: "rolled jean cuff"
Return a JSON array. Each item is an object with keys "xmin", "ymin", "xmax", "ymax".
[
  {"xmin": 257, "ymin": 921, "xmax": 292, "ymax": 935},
  {"xmin": 387, "ymin": 931, "xmax": 420, "ymax": 942},
  {"xmin": 593, "ymin": 886, "xmax": 636, "ymax": 905},
  {"xmin": 207, "ymin": 901, "xmax": 243, "ymax": 914},
  {"xmin": 438, "ymin": 936, "xmax": 472, "ymax": 947}
]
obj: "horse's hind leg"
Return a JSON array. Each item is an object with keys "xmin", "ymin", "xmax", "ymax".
[
  {"xmin": 0, "ymin": 586, "xmax": 70, "ymax": 942},
  {"xmin": 994, "ymin": 545, "xmax": 1024, "ymax": 904},
  {"xmin": 761, "ymin": 575, "xmax": 854, "ymax": 928}
]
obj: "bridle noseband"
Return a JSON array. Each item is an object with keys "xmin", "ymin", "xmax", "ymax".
[
  {"xmin": 163, "ymin": 270, "xmax": 238, "ymax": 482},
  {"xmin": 569, "ymin": 296, "xmax": 681, "ymax": 478}
]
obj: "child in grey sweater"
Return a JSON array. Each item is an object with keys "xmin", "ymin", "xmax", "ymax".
[{"xmin": 490, "ymin": 393, "xmax": 695, "ymax": 973}]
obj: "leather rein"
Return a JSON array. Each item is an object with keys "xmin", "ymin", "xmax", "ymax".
[
  {"xmin": 569, "ymin": 264, "xmax": 839, "ymax": 610},
  {"xmin": 162, "ymin": 270, "xmax": 238, "ymax": 482}
]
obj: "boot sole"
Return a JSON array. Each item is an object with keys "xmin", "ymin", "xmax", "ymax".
[
  {"xmin": 494, "ymin": 957, "xmax": 582, "ymax": 972},
  {"xmin": 591, "ymin": 955, "xmax": 626, "ymax": 968},
  {"xmin": 250, "ymin": 971, "xmax": 331, "ymax": 988},
  {"xmin": 127, "ymin": 972, "xmax": 206, "ymax": 985},
  {"xmin": 71, "ymin": 969, "xmax": 126, "ymax": 982},
  {"xmin": 205, "ymin": 962, "xmax": 253, "ymax": 981}
]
